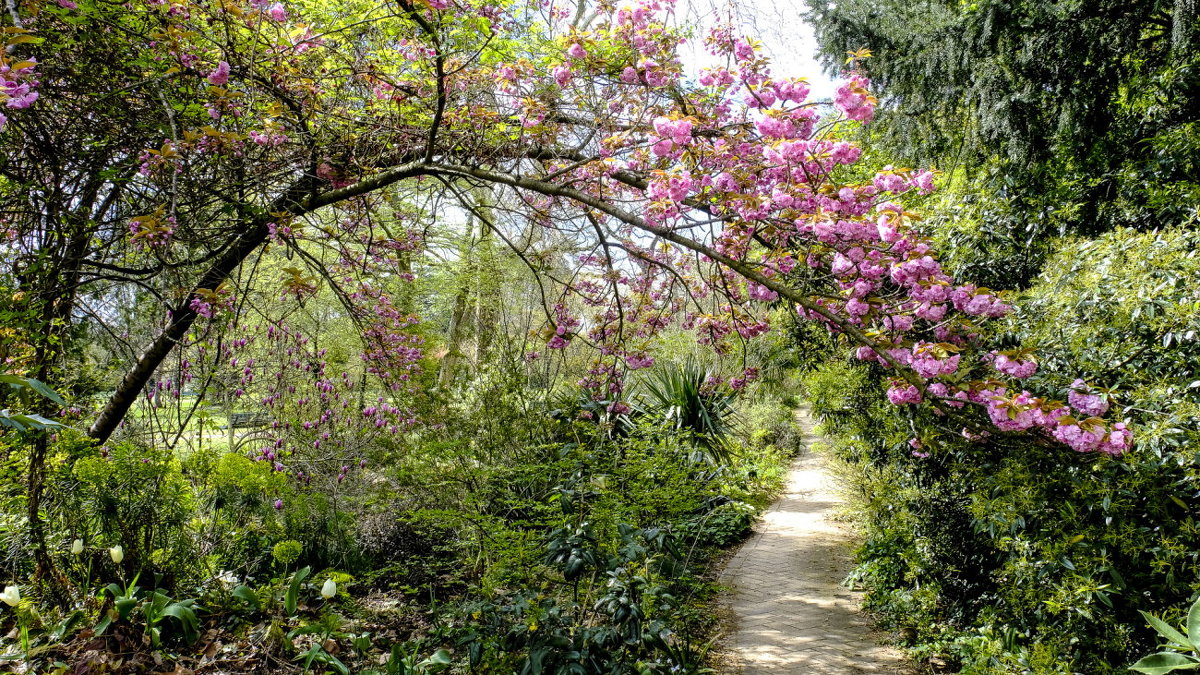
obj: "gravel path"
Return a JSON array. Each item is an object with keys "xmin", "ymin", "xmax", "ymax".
[{"xmin": 718, "ymin": 407, "xmax": 906, "ymax": 674}]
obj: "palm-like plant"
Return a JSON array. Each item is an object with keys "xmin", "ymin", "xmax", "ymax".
[{"xmin": 636, "ymin": 359, "xmax": 739, "ymax": 460}]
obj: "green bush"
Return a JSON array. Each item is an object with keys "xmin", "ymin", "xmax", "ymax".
[
  {"xmin": 677, "ymin": 501, "xmax": 756, "ymax": 548},
  {"xmin": 805, "ymin": 228, "xmax": 1200, "ymax": 672},
  {"xmin": 64, "ymin": 441, "xmax": 196, "ymax": 582}
]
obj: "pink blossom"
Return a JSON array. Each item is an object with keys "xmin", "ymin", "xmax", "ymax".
[
  {"xmin": 626, "ymin": 353, "xmax": 655, "ymax": 370},
  {"xmin": 834, "ymin": 74, "xmax": 875, "ymax": 122},
  {"xmin": 1100, "ymin": 423, "xmax": 1132, "ymax": 455},
  {"xmin": 607, "ymin": 401, "xmax": 631, "ymax": 415},
  {"xmin": 1068, "ymin": 379, "xmax": 1109, "ymax": 417},
  {"xmin": 1052, "ymin": 422, "xmax": 1105, "ymax": 453},
  {"xmin": 207, "ymin": 60, "xmax": 230, "ymax": 86},
  {"xmin": 886, "ymin": 382, "xmax": 922, "ymax": 405},
  {"xmin": 552, "ymin": 65, "xmax": 571, "ymax": 87},
  {"xmin": 993, "ymin": 353, "xmax": 1038, "ymax": 379}
]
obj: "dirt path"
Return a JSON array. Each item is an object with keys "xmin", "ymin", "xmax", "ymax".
[{"xmin": 718, "ymin": 406, "xmax": 906, "ymax": 674}]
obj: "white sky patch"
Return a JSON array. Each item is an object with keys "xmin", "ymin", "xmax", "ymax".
[{"xmin": 676, "ymin": 0, "xmax": 838, "ymax": 100}]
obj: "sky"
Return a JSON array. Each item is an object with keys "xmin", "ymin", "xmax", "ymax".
[{"xmin": 676, "ymin": 0, "xmax": 838, "ymax": 100}]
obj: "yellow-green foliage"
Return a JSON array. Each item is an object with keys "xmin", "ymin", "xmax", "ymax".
[
  {"xmin": 70, "ymin": 442, "xmax": 195, "ymax": 571},
  {"xmin": 213, "ymin": 453, "xmax": 286, "ymax": 497},
  {"xmin": 1016, "ymin": 227, "xmax": 1200, "ymax": 447},
  {"xmin": 272, "ymin": 540, "xmax": 303, "ymax": 567}
]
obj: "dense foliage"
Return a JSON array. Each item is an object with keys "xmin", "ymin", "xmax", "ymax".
[
  {"xmin": 800, "ymin": 0, "xmax": 1200, "ymax": 670},
  {"xmin": 805, "ymin": 228, "xmax": 1200, "ymax": 671},
  {"xmin": 1, "ymin": 350, "xmax": 803, "ymax": 671},
  {"xmin": 0, "ymin": 0, "xmax": 1191, "ymax": 669},
  {"xmin": 806, "ymin": 0, "xmax": 1200, "ymax": 283}
]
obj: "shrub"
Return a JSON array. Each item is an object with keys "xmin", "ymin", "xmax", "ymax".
[
  {"xmin": 805, "ymin": 227, "xmax": 1200, "ymax": 671},
  {"xmin": 64, "ymin": 441, "xmax": 196, "ymax": 583}
]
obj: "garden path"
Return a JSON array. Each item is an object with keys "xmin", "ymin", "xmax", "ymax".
[{"xmin": 718, "ymin": 406, "xmax": 906, "ymax": 674}]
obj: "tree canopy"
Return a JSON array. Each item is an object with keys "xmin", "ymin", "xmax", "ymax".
[{"xmin": 805, "ymin": 0, "xmax": 1200, "ymax": 255}]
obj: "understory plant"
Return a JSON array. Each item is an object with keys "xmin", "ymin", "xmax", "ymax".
[{"xmin": 808, "ymin": 227, "xmax": 1200, "ymax": 672}]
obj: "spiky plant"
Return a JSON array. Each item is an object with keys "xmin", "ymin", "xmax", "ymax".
[{"xmin": 636, "ymin": 359, "xmax": 740, "ymax": 461}]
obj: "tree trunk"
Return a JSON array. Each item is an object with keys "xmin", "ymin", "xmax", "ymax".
[
  {"xmin": 472, "ymin": 203, "xmax": 499, "ymax": 366},
  {"xmin": 438, "ymin": 276, "xmax": 470, "ymax": 389}
]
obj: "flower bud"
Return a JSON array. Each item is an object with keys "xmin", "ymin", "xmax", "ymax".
[
  {"xmin": 321, "ymin": 578, "xmax": 336, "ymax": 599},
  {"xmin": 0, "ymin": 585, "xmax": 19, "ymax": 606},
  {"xmin": 109, "ymin": 545, "xmax": 124, "ymax": 564},
  {"xmin": 71, "ymin": 538, "xmax": 83, "ymax": 555}
]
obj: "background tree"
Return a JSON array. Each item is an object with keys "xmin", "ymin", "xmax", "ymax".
[{"xmin": 804, "ymin": 0, "xmax": 1200, "ymax": 285}]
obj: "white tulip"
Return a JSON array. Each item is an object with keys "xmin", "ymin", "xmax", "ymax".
[
  {"xmin": 71, "ymin": 538, "xmax": 84, "ymax": 555},
  {"xmin": 320, "ymin": 578, "xmax": 336, "ymax": 599},
  {"xmin": 0, "ymin": 585, "xmax": 19, "ymax": 607},
  {"xmin": 109, "ymin": 545, "xmax": 124, "ymax": 564}
]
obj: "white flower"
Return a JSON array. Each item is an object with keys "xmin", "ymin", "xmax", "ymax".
[
  {"xmin": 71, "ymin": 538, "xmax": 84, "ymax": 555},
  {"xmin": 109, "ymin": 545, "xmax": 124, "ymax": 564},
  {"xmin": 0, "ymin": 585, "xmax": 19, "ymax": 607},
  {"xmin": 216, "ymin": 570, "xmax": 238, "ymax": 586},
  {"xmin": 320, "ymin": 578, "xmax": 336, "ymax": 599}
]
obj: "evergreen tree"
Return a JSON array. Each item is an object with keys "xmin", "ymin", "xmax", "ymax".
[{"xmin": 805, "ymin": 0, "xmax": 1200, "ymax": 265}]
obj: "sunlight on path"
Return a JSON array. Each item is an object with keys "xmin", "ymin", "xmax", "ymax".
[{"xmin": 719, "ymin": 406, "xmax": 905, "ymax": 674}]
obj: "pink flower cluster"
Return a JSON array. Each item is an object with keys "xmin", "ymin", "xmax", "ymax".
[
  {"xmin": 546, "ymin": 303, "xmax": 581, "ymax": 350},
  {"xmin": 189, "ymin": 293, "xmax": 228, "ymax": 320},
  {"xmin": 1067, "ymin": 379, "xmax": 1109, "ymax": 417},
  {"xmin": 908, "ymin": 343, "xmax": 961, "ymax": 379},
  {"xmin": 249, "ymin": 129, "xmax": 288, "ymax": 146},
  {"xmin": 728, "ymin": 367, "xmax": 758, "ymax": 390},
  {"xmin": 649, "ymin": 116, "xmax": 694, "ymax": 158},
  {"xmin": 0, "ymin": 56, "xmax": 39, "ymax": 130},
  {"xmin": 129, "ymin": 214, "xmax": 176, "ymax": 250},
  {"xmin": 992, "ymin": 352, "xmax": 1038, "ymax": 379},
  {"xmin": 552, "ymin": 65, "xmax": 572, "ymax": 87},
  {"xmin": 963, "ymin": 384, "xmax": 1127, "ymax": 454},
  {"xmin": 887, "ymin": 382, "xmax": 922, "ymax": 405},
  {"xmin": 625, "ymin": 352, "xmax": 654, "ymax": 370},
  {"xmin": 207, "ymin": 60, "xmax": 230, "ymax": 86},
  {"xmin": 834, "ymin": 74, "xmax": 875, "ymax": 122}
]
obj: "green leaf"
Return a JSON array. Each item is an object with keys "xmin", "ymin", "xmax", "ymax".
[
  {"xmin": 285, "ymin": 566, "xmax": 310, "ymax": 616},
  {"xmin": 0, "ymin": 375, "xmax": 66, "ymax": 405},
  {"xmin": 418, "ymin": 649, "xmax": 452, "ymax": 671},
  {"xmin": 0, "ymin": 412, "xmax": 27, "ymax": 432},
  {"xmin": 23, "ymin": 378, "xmax": 66, "ymax": 405},
  {"xmin": 232, "ymin": 585, "xmax": 259, "ymax": 610},
  {"xmin": 114, "ymin": 597, "xmax": 138, "ymax": 621},
  {"xmin": 50, "ymin": 610, "xmax": 84, "ymax": 641},
  {"xmin": 311, "ymin": 650, "xmax": 351, "ymax": 675},
  {"xmin": 1129, "ymin": 652, "xmax": 1200, "ymax": 674},
  {"xmin": 1188, "ymin": 598, "xmax": 1200, "ymax": 648},
  {"xmin": 94, "ymin": 611, "xmax": 114, "ymax": 636},
  {"xmin": 1141, "ymin": 611, "xmax": 1197, "ymax": 651},
  {"xmin": 162, "ymin": 602, "xmax": 201, "ymax": 643},
  {"xmin": 0, "ymin": 410, "xmax": 62, "ymax": 431}
]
